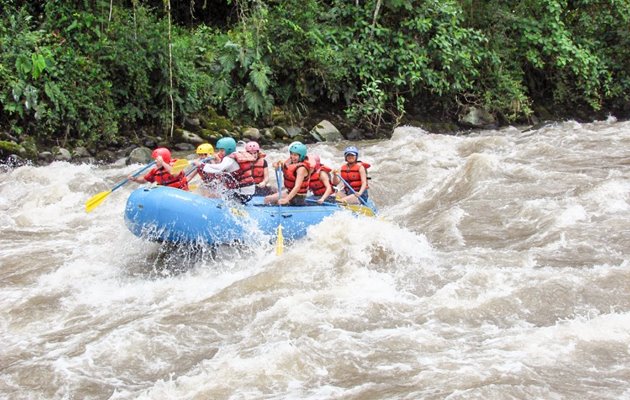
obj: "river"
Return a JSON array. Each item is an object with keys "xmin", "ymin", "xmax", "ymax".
[{"xmin": 1, "ymin": 118, "xmax": 629, "ymax": 399}]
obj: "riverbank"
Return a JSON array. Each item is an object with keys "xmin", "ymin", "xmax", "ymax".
[{"xmin": 0, "ymin": 104, "xmax": 624, "ymax": 168}]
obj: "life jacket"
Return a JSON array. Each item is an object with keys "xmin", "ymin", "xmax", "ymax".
[
  {"xmin": 226, "ymin": 151, "xmax": 258, "ymax": 188},
  {"xmin": 283, "ymin": 161, "xmax": 310, "ymax": 195},
  {"xmin": 144, "ymin": 159, "xmax": 189, "ymax": 190},
  {"xmin": 251, "ymin": 153, "xmax": 267, "ymax": 184},
  {"xmin": 340, "ymin": 161, "xmax": 370, "ymax": 193},
  {"xmin": 309, "ymin": 164, "xmax": 332, "ymax": 196}
]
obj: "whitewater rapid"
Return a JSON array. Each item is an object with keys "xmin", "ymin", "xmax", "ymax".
[{"xmin": 1, "ymin": 119, "xmax": 629, "ymax": 399}]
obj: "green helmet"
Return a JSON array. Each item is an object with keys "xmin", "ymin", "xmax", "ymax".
[
  {"xmin": 289, "ymin": 142, "xmax": 307, "ymax": 161},
  {"xmin": 216, "ymin": 137, "xmax": 237, "ymax": 155}
]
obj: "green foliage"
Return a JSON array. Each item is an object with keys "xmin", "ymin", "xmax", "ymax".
[
  {"xmin": 461, "ymin": 0, "xmax": 630, "ymax": 117},
  {"xmin": 329, "ymin": 0, "xmax": 495, "ymax": 124},
  {"xmin": 0, "ymin": 1, "xmax": 220, "ymax": 146},
  {"xmin": 202, "ymin": 7, "xmax": 276, "ymax": 122},
  {"xmin": 1, "ymin": 0, "xmax": 630, "ymax": 148},
  {"xmin": 0, "ymin": 5, "xmax": 47, "ymax": 130},
  {"xmin": 345, "ymin": 79, "xmax": 387, "ymax": 129}
]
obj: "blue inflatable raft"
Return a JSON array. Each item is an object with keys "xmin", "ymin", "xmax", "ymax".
[{"xmin": 124, "ymin": 186, "xmax": 377, "ymax": 245}]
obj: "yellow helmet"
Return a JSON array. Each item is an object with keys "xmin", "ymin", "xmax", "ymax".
[{"xmin": 196, "ymin": 143, "xmax": 214, "ymax": 155}]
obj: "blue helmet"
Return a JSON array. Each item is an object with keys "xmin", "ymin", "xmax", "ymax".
[
  {"xmin": 289, "ymin": 142, "xmax": 307, "ymax": 161},
  {"xmin": 216, "ymin": 137, "xmax": 237, "ymax": 155},
  {"xmin": 344, "ymin": 146, "xmax": 359, "ymax": 158}
]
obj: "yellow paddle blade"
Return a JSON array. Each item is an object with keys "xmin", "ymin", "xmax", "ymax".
[
  {"xmin": 85, "ymin": 190, "xmax": 112, "ymax": 213},
  {"xmin": 336, "ymin": 200, "xmax": 376, "ymax": 217},
  {"xmin": 275, "ymin": 225, "xmax": 284, "ymax": 256},
  {"xmin": 342, "ymin": 204, "xmax": 376, "ymax": 217},
  {"xmin": 171, "ymin": 159, "xmax": 190, "ymax": 174}
]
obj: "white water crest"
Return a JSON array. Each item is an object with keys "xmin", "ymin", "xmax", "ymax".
[{"xmin": 1, "ymin": 119, "xmax": 629, "ymax": 399}]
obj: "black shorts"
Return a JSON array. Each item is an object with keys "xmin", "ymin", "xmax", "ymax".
[
  {"xmin": 289, "ymin": 195, "xmax": 306, "ymax": 206},
  {"xmin": 254, "ymin": 186, "xmax": 275, "ymax": 196}
]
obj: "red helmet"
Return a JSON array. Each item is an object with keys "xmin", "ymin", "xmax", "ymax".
[
  {"xmin": 245, "ymin": 141, "xmax": 260, "ymax": 153},
  {"xmin": 151, "ymin": 147, "xmax": 171, "ymax": 164}
]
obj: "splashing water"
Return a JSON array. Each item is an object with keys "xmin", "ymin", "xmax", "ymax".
[{"xmin": 1, "ymin": 119, "xmax": 629, "ymax": 399}]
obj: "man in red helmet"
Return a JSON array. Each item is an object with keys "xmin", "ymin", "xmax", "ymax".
[{"xmin": 128, "ymin": 147, "xmax": 189, "ymax": 190}]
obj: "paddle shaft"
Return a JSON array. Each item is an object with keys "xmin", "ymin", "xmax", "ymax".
[
  {"xmin": 114, "ymin": 161, "xmax": 155, "ymax": 192},
  {"xmin": 274, "ymin": 167, "xmax": 284, "ymax": 255},
  {"xmin": 335, "ymin": 173, "xmax": 369, "ymax": 207},
  {"xmin": 304, "ymin": 197, "xmax": 375, "ymax": 217},
  {"xmin": 275, "ymin": 167, "xmax": 283, "ymax": 205},
  {"xmin": 85, "ymin": 161, "xmax": 156, "ymax": 212},
  {"xmin": 304, "ymin": 198, "xmax": 338, "ymax": 207},
  {"xmin": 183, "ymin": 155, "xmax": 221, "ymax": 177}
]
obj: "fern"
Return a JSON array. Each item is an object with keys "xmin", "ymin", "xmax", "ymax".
[
  {"xmin": 218, "ymin": 53, "xmax": 236, "ymax": 72},
  {"xmin": 243, "ymin": 83, "xmax": 272, "ymax": 118},
  {"xmin": 239, "ymin": 49, "xmax": 255, "ymax": 71},
  {"xmin": 249, "ymin": 62, "xmax": 270, "ymax": 94},
  {"xmin": 212, "ymin": 76, "xmax": 232, "ymax": 101},
  {"xmin": 219, "ymin": 41, "xmax": 239, "ymax": 71}
]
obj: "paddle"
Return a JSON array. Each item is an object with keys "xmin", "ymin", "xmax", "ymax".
[
  {"xmin": 275, "ymin": 167, "xmax": 284, "ymax": 255},
  {"xmin": 335, "ymin": 173, "xmax": 370, "ymax": 208},
  {"xmin": 185, "ymin": 167, "xmax": 200, "ymax": 191},
  {"xmin": 85, "ymin": 161, "xmax": 155, "ymax": 213},
  {"xmin": 275, "ymin": 224, "xmax": 284, "ymax": 256},
  {"xmin": 304, "ymin": 198, "xmax": 376, "ymax": 217},
  {"xmin": 182, "ymin": 156, "xmax": 218, "ymax": 191},
  {"xmin": 170, "ymin": 158, "xmax": 194, "ymax": 174},
  {"xmin": 180, "ymin": 155, "xmax": 217, "ymax": 177}
]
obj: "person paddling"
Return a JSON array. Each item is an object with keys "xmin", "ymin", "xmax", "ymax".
[
  {"xmin": 308, "ymin": 154, "xmax": 335, "ymax": 204},
  {"xmin": 128, "ymin": 147, "xmax": 189, "ymax": 190},
  {"xmin": 185, "ymin": 143, "xmax": 223, "ymax": 196},
  {"xmin": 265, "ymin": 142, "xmax": 311, "ymax": 206},
  {"xmin": 187, "ymin": 143, "xmax": 215, "ymax": 181},
  {"xmin": 193, "ymin": 137, "xmax": 257, "ymax": 204},
  {"xmin": 245, "ymin": 141, "xmax": 275, "ymax": 196},
  {"xmin": 335, "ymin": 146, "xmax": 370, "ymax": 204}
]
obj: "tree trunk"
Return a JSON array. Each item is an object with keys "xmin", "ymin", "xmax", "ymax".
[
  {"xmin": 165, "ymin": 0, "xmax": 175, "ymax": 137},
  {"xmin": 372, "ymin": 0, "xmax": 382, "ymax": 30}
]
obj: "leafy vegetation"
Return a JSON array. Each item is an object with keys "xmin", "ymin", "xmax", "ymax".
[{"xmin": 1, "ymin": 0, "xmax": 629, "ymax": 152}]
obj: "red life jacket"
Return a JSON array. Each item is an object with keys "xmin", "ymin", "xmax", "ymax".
[
  {"xmin": 144, "ymin": 159, "xmax": 189, "ymax": 190},
  {"xmin": 309, "ymin": 165, "xmax": 332, "ymax": 196},
  {"xmin": 340, "ymin": 161, "xmax": 370, "ymax": 193},
  {"xmin": 227, "ymin": 151, "xmax": 258, "ymax": 188},
  {"xmin": 283, "ymin": 161, "xmax": 310, "ymax": 195},
  {"xmin": 251, "ymin": 153, "xmax": 267, "ymax": 184}
]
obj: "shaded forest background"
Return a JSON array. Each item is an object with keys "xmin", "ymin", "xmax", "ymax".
[{"xmin": 1, "ymin": 0, "xmax": 629, "ymax": 155}]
